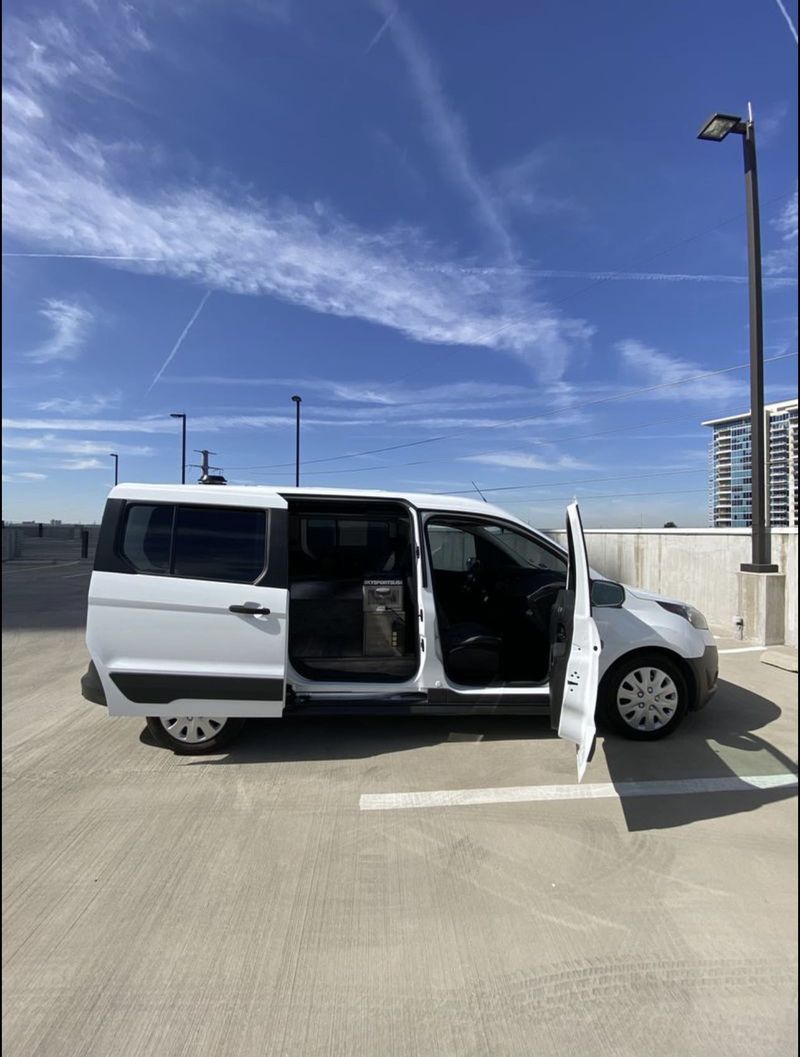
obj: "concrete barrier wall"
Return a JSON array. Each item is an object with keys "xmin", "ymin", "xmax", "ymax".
[
  {"xmin": 2, "ymin": 525, "xmax": 101, "ymax": 561},
  {"xmin": 545, "ymin": 527, "xmax": 798, "ymax": 647},
  {"xmin": 2, "ymin": 528, "xmax": 24, "ymax": 561}
]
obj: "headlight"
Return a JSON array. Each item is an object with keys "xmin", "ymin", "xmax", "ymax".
[{"xmin": 657, "ymin": 600, "xmax": 709, "ymax": 630}]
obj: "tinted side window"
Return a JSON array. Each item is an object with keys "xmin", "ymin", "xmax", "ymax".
[
  {"xmin": 121, "ymin": 504, "xmax": 173, "ymax": 573},
  {"xmin": 428, "ymin": 523, "xmax": 476, "ymax": 572},
  {"xmin": 172, "ymin": 505, "xmax": 267, "ymax": 583},
  {"xmin": 482, "ymin": 525, "xmax": 566, "ymax": 574}
]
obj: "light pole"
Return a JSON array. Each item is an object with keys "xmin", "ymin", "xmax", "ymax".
[
  {"xmin": 291, "ymin": 395, "xmax": 302, "ymax": 487},
  {"xmin": 698, "ymin": 106, "xmax": 777, "ymax": 572},
  {"xmin": 170, "ymin": 412, "xmax": 187, "ymax": 485},
  {"xmin": 109, "ymin": 452, "xmax": 119, "ymax": 486}
]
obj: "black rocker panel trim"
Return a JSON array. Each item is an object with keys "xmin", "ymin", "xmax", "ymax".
[{"xmin": 110, "ymin": 673, "xmax": 284, "ymax": 704}]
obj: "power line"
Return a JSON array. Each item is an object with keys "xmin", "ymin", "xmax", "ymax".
[
  {"xmin": 433, "ymin": 466, "xmax": 708, "ymax": 497},
  {"xmin": 231, "ymin": 465, "xmax": 709, "ymax": 495},
  {"xmin": 505, "ymin": 487, "xmax": 709, "ymax": 504},
  {"xmin": 230, "ymin": 412, "xmax": 708, "ymax": 477},
  {"xmin": 225, "ymin": 349, "xmax": 798, "ymax": 471}
]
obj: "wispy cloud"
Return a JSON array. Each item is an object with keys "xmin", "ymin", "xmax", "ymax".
[
  {"xmin": 154, "ymin": 377, "xmax": 596, "ymax": 424},
  {"xmin": 764, "ymin": 190, "xmax": 798, "ymax": 276},
  {"xmin": 147, "ymin": 290, "xmax": 212, "ymax": 393},
  {"xmin": 2, "ymin": 408, "xmax": 577, "ymax": 435},
  {"xmin": 2, "ymin": 414, "xmax": 297, "ymax": 434},
  {"xmin": 462, "ymin": 452, "xmax": 590, "ymax": 471},
  {"xmin": 2, "ymin": 433, "xmax": 154, "ymax": 455},
  {"xmin": 55, "ymin": 458, "xmax": 107, "ymax": 470},
  {"xmin": 617, "ymin": 340, "xmax": 746, "ymax": 402},
  {"xmin": 493, "ymin": 146, "xmax": 581, "ymax": 219},
  {"xmin": 371, "ymin": 0, "xmax": 514, "ymax": 261},
  {"xmin": 2, "ymin": 471, "xmax": 48, "ymax": 483},
  {"xmin": 1, "ymin": 10, "xmax": 590, "ymax": 379},
  {"xmin": 25, "ymin": 299, "xmax": 93, "ymax": 363},
  {"xmin": 35, "ymin": 392, "xmax": 121, "ymax": 414}
]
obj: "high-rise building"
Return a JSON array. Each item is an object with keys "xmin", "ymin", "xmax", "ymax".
[{"xmin": 703, "ymin": 398, "xmax": 798, "ymax": 527}]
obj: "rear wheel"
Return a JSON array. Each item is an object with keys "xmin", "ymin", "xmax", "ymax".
[
  {"xmin": 145, "ymin": 715, "xmax": 245, "ymax": 754},
  {"xmin": 599, "ymin": 655, "xmax": 688, "ymax": 740}
]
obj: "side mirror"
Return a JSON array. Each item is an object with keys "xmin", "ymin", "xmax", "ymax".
[{"xmin": 591, "ymin": 580, "xmax": 625, "ymax": 607}]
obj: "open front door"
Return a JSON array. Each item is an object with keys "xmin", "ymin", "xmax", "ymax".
[{"xmin": 549, "ymin": 502, "xmax": 601, "ymax": 781}]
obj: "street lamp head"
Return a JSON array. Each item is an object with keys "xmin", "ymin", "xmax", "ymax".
[
  {"xmin": 170, "ymin": 412, "xmax": 185, "ymax": 419},
  {"xmin": 697, "ymin": 112, "xmax": 744, "ymax": 141},
  {"xmin": 291, "ymin": 394, "xmax": 302, "ymax": 404}
]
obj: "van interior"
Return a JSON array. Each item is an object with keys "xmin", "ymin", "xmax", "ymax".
[
  {"xmin": 288, "ymin": 501, "xmax": 419, "ymax": 682},
  {"xmin": 287, "ymin": 502, "xmax": 568, "ymax": 687},
  {"xmin": 425, "ymin": 517, "xmax": 567, "ymax": 686}
]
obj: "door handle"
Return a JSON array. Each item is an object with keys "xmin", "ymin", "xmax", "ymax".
[{"xmin": 229, "ymin": 605, "xmax": 271, "ymax": 615}]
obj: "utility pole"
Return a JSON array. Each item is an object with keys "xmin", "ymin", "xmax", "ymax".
[{"xmin": 194, "ymin": 449, "xmax": 216, "ymax": 478}]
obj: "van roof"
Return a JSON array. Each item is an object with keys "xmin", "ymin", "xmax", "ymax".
[{"xmin": 108, "ymin": 482, "xmax": 525, "ymax": 524}]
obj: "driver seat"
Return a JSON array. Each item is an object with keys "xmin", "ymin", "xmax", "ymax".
[{"xmin": 439, "ymin": 616, "xmax": 502, "ymax": 685}]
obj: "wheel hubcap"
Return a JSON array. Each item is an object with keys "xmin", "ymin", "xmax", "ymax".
[
  {"xmin": 159, "ymin": 716, "xmax": 226, "ymax": 744},
  {"xmin": 616, "ymin": 667, "xmax": 678, "ymax": 732}
]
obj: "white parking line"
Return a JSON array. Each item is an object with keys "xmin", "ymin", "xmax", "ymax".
[
  {"xmin": 359, "ymin": 773, "xmax": 798, "ymax": 811},
  {"xmin": 718, "ymin": 646, "xmax": 767, "ymax": 654}
]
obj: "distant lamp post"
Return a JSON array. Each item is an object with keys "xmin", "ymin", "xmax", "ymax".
[
  {"xmin": 291, "ymin": 395, "xmax": 302, "ymax": 487},
  {"xmin": 109, "ymin": 452, "xmax": 119, "ymax": 486},
  {"xmin": 170, "ymin": 412, "xmax": 187, "ymax": 485},
  {"xmin": 697, "ymin": 105, "xmax": 777, "ymax": 572}
]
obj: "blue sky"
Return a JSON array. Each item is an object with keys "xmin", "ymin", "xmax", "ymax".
[{"xmin": 2, "ymin": 0, "xmax": 797, "ymax": 527}]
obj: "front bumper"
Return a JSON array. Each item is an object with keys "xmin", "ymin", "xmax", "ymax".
[{"xmin": 687, "ymin": 644, "xmax": 719, "ymax": 710}]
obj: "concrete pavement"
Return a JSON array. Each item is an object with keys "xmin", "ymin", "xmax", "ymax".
[{"xmin": 2, "ymin": 561, "xmax": 797, "ymax": 1057}]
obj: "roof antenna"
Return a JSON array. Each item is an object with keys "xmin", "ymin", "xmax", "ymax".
[{"xmin": 471, "ymin": 480, "xmax": 488, "ymax": 502}]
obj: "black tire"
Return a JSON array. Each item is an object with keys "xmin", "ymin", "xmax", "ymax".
[
  {"xmin": 598, "ymin": 653, "xmax": 689, "ymax": 740},
  {"xmin": 145, "ymin": 715, "xmax": 246, "ymax": 754}
]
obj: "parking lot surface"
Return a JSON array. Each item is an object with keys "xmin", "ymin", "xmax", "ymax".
[{"xmin": 3, "ymin": 560, "xmax": 798, "ymax": 1057}]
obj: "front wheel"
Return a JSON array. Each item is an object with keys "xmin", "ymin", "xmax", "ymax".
[
  {"xmin": 145, "ymin": 715, "xmax": 246, "ymax": 754},
  {"xmin": 598, "ymin": 655, "xmax": 688, "ymax": 740}
]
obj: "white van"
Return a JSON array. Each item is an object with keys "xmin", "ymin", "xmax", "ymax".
[{"xmin": 81, "ymin": 485, "xmax": 718, "ymax": 778}]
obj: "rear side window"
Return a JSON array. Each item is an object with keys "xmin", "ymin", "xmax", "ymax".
[
  {"xmin": 121, "ymin": 504, "xmax": 173, "ymax": 574},
  {"xmin": 172, "ymin": 505, "xmax": 267, "ymax": 583}
]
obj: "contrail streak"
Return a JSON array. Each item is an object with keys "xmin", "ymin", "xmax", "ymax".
[
  {"xmin": 365, "ymin": 5, "xmax": 396, "ymax": 52},
  {"xmin": 772, "ymin": 0, "xmax": 798, "ymax": 42},
  {"xmin": 147, "ymin": 290, "xmax": 212, "ymax": 394},
  {"xmin": 2, "ymin": 252, "xmax": 166, "ymax": 261},
  {"xmin": 525, "ymin": 269, "xmax": 797, "ymax": 285}
]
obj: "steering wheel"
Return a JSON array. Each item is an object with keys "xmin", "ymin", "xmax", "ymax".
[{"xmin": 525, "ymin": 580, "xmax": 563, "ymax": 636}]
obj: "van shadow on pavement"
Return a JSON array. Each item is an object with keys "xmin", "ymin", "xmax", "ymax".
[
  {"xmin": 142, "ymin": 677, "xmax": 797, "ymax": 832},
  {"xmin": 602, "ymin": 679, "xmax": 797, "ymax": 831}
]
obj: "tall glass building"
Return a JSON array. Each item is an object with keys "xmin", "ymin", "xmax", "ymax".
[{"xmin": 703, "ymin": 398, "xmax": 798, "ymax": 527}]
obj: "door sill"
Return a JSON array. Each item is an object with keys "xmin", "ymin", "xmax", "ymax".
[{"xmin": 285, "ymin": 688, "xmax": 549, "ymax": 716}]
